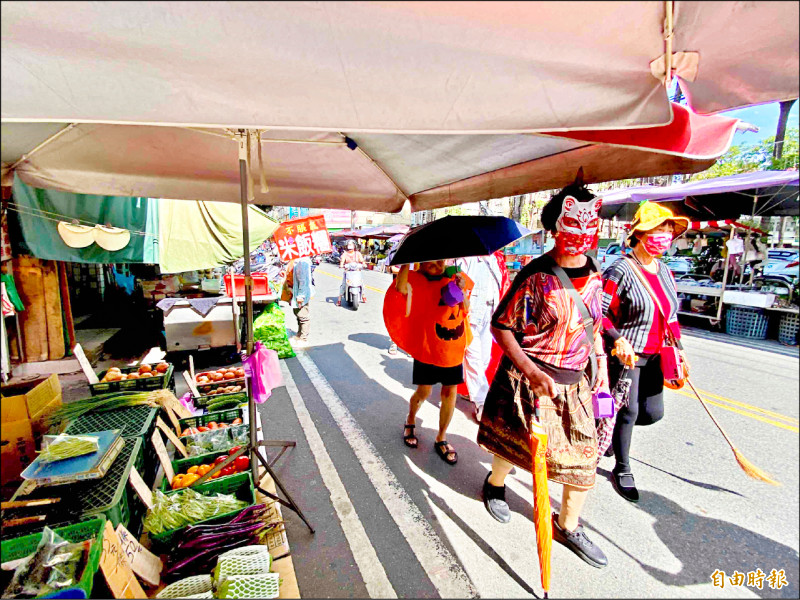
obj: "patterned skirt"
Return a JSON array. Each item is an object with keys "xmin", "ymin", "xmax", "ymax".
[{"xmin": 477, "ymin": 356, "xmax": 598, "ymax": 489}]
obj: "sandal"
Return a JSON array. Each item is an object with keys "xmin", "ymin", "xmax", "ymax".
[
  {"xmin": 434, "ymin": 440, "xmax": 458, "ymax": 465},
  {"xmin": 403, "ymin": 424, "xmax": 418, "ymax": 448}
]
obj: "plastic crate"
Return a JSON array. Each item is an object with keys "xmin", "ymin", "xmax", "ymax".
[
  {"xmin": 224, "ymin": 273, "xmax": 271, "ymax": 297},
  {"xmin": 0, "ymin": 516, "xmax": 106, "ymax": 599},
  {"xmin": 194, "ymin": 390, "xmax": 248, "ymax": 408},
  {"xmin": 149, "ymin": 472, "xmax": 256, "ymax": 548},
  {"xmin": 64, "ymin": 405, "xmax": 160, "ymax": 483},
  {"xmin": 196, "ymin": 377, "xmax": 246, "ymax": 395},
  {"xmin": 778, "ymin": 312, "xmax": 800, "ymax": 345},
  {"xmin": 161, "ymin": 449, "xmax": 248, "ymax": 491},
  {"xmin": 725, "ymin": 306, "xmax": 769, "ymax": 339},
  {"xmin": 90, "ymin": 364, "xmax": 174, "ymax": 395},
  {"xmin": 178, "ymin": 407, "xmax": 244, "ymax": 432}
]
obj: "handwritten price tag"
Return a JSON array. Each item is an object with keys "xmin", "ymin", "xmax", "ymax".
[
  {"xmin": 100, "ymin": 521, "xmax": 147, "ymax": 598},
  {"xmin": 115, "ymin": 523, "xmax": 162, "ymax": 587}
]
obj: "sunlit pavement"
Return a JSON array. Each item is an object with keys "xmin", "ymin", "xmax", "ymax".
[{"xmin": 186, "ymin": 262, "xmax": 800, "ymax": 598}]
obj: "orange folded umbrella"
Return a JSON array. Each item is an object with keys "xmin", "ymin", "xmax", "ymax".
[{"xmin": 530, "ymin": 406, "xmax": 552, "ymax": 598}]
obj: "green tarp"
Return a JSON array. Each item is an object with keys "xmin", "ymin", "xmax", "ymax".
[
  {"xmin": 12, "ymin": 176, "xmax": 278, "ymax": 272},
  {"xmin": 13, "ymin": 175, "xmax": 158, "ymax": 264},
  {"xmin": 157, "ymin": 198, "xmax": 277, "ymax": 273}
]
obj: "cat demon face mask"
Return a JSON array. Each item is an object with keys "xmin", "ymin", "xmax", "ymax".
[{"xmin": 552, "ymin": 169, "xmax": 602, "ymax": 255}]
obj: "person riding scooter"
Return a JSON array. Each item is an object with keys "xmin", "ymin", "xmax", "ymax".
[{"xmin": 337, "ymin": 239, "xmax": 367, "ymax": 306}]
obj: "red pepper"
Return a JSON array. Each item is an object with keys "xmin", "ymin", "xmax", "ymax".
[
  {"xmin": 234, "ymin": 456, "xmax": 250, "ymax": 472},
  {"xmin": 228, "ymin": 446, "xmax": 243, "ymax": 456},
  {"xmin": 220, "ymin": 466, "xmax": 235, "ymax": 477},
  {"xmin": 214, "ymin": 456, "xmax": 228, "ymax": 466}
]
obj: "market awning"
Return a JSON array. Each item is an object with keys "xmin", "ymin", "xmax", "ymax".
[
  {"xmin": 600, "ymin": 170, "xmax": 800, "ymax": 221},
  {"xmin": 2, "ymin": 1, "xmax": 791, "ymax": 212},
  {"xmin": 686, "ymin": 219, "xmax": 768, "ymax": 235},
  {"xmin": 10, "ymin": 175, "xmax": 277, "ymax": 270}
]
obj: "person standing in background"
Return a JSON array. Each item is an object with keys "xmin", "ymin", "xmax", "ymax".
[
  {"xmin": 456, "ymin": 252, "xmax": 508, "ymax": 422},
  {"xmin": 290, "ymin": 255, "xmax": 314, "ymax": 347}
]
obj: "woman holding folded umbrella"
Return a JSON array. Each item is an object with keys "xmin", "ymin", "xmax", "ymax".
[
  {"xmin": 477, "ymin": 171, "xmax": 610, "ymax": 569},
  {"xmin": 601, "ymin": 201, "xmax": 689, "ymax": 503}
]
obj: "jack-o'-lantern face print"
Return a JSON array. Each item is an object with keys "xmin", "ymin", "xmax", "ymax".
[
  {"xmin": 435, "ymin": 301, "xmax": 467, "ymax": 341},
  {"xmin": 383, "ymin": 269, "xmax": 475, "ymax": 368}
]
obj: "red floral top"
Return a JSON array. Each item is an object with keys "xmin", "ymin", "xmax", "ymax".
[{"xmin": 492, "ymin": 255, "xmax": 602, "ymax": 381}]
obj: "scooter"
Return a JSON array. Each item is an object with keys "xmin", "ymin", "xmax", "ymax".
[{"xmin": 343, "ymin": 263, "xmax": 364, "ymax": 310}]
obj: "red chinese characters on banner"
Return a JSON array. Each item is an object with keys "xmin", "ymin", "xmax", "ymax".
[{"xmin": 273, "ymin": 215, "xmax": 332, "ymax": 262}]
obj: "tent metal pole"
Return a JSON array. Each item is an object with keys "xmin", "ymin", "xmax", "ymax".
[{"xmin": 716, "ymin": 226, "xmax": 735, "ymax": 321}]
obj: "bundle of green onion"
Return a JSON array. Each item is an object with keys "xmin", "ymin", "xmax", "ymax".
[
  {"xmin": 38, "ymin": 434, "xmax": 100, "ymax": 463},
  {"xmin": 46, "ymin": 390, "xmax": 162, "ymax": 426},
  {"xmin": 143, "ymin": 488, "xmax": 248, "ymax": 535}
]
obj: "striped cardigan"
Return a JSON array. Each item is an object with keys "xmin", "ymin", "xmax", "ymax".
[{"xmin": 601, "ymin": 256, "xmax": 681, "ymax": 355}]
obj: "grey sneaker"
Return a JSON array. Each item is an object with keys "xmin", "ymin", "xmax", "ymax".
[
  {"xmin": 482, "ymin": 473, "xmax": 511, "ymax": 524},
  {"xmin": 552, "ymin": 513, "xmax": 608, "ymax": 568}
]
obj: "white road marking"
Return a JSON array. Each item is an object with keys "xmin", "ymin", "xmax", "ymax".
[
  {"xmin": 280, "ymin": 361, "xmax": 397, "ymax": 599},
  {"xmin": 294, "ymin": 350, "xmax": 478, "ymax": 599}
]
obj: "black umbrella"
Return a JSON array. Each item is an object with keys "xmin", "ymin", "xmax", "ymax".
[{"xmin": 387, "ymin": 216, "xmax": 531, "ymax": 265}]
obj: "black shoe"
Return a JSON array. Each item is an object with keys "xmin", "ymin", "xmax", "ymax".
[
  {"xmin": 611, "ymin": 469, "xmax": 640, "ymax": 503},
  {"xmin": 552, "ymin": 513, "xmax": 608, "ymax": 568},
  {"xmin": 482, "ymin": 473, "xmax": 511, "ymax": 524},
  {"xmin": 604, "ymin": 446, "xmax": 614, "ymax": 458}
]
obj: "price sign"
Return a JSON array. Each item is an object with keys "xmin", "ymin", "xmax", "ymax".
[
  {"xmin": 100, "ymin": 520, "xmax": 147, "ymax": 598},
  {"xmin": 115, "ymin": 523, "xmax": 162, "ymax": 587}
]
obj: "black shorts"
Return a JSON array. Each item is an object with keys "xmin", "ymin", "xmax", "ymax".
[{"xmin": 412, "ymin": 359, "xmax": 464, "ymax": 386}]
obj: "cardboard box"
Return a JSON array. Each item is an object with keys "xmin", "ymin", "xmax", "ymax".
[
  {"xmin": 0, "ymin": 395, "xmax": 36, "ymax": 486},
  {"xmin": 1, "ymin": 374, "xmax": 63, "ymax": 484}
]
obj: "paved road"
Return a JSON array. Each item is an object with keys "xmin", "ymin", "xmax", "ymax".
[{"xmin": 253, "ymin": 263, "xmax": 798, "ymax": 599}]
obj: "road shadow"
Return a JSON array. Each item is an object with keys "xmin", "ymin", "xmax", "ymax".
[
  {"xmin": 628, "ymin": 458, "xmax": 745, "ymax": 497},
  {"xmin": 350, "ymin": 332, "xmax": 393, "ymax": 351},
  {"xmin": 576, "ymin": 489, "xmax": 798, "ymax": 599}
]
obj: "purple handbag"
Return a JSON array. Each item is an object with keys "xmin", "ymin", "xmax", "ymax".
[{"xmin": 592, "ymin": 390, "xmax": 615, "ymax": 419}]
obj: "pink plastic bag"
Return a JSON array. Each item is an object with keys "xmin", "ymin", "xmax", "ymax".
[{"xmin": 243, "ymin": 341, "xmax": 283, "ymax": 403}]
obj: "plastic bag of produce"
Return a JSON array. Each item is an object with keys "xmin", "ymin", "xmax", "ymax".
[
  {"xmin": 243, "ymin": 342, "xmax": 283, "ymax": 404},
  {"xmin": 38, "ymin": 434, "xmax": 100, "ymax": 463},
  {"xmin": 2, "ymin": 526, "xmax": 91, "ymax": 598}
]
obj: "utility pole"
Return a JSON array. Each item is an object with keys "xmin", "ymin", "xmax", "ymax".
[
  {"xmin": 773, "ymin": 99, "xmax": 796, "ymax": 163},
  {"xmin": 350, "ymin": 210, "xmax": 356, "ymax": 231}
]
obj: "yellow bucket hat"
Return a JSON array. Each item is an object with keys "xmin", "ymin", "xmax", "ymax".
[{"xmin": 627, "ymin": 201, "xmax": 689, "ymax": 245}]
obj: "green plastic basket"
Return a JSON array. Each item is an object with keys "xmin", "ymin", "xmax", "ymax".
[
  {"xmin": 64, "ymin": 405, "xmax": 160, "ymax": 484},
  {"xmin": 160, "ymin": 449, "xmax": 249, "ymax": 491},
  {"xmin": 178, "ymin": 407, "xmax": 244, "ymax": 432},
  {"xmin": 0, "ymin": 516, "xmax": 106, "ymax": 599},
  {"xmin": 90, "ymin": 364, "xmax": 174, "ymax": 395},
  {"xmin": 149, "ymin": 472, "xmax": 256, "ymax": 548}
]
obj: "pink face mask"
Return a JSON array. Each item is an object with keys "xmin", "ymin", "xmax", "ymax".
[
  {"xmin": 643, "ymin": 233, "xmax": 673, "ymax": 256},
  {"xmin": 554, "ymin": 195, "xmax": 602, "ymax": 256}
]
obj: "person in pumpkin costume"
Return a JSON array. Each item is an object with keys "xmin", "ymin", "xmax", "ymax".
[
  {"xmin": 384, "ymin": 260, "xmax": 474, "ymax": 465},
  {"xmin": 476, "ymin": 169, "xmax": 611, "ymax": 569}
]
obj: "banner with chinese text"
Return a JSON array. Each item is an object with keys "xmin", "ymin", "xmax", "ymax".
[{"xmin": 273, "ymin": 215, "xmax": 332, "ymax": 262}]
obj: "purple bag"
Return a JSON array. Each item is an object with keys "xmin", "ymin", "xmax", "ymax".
[
  {"xmin": 243, "ymin": 341, "xmax": 284, "ymax": 404},
  {"xmin": 592, "ymin": 391, "xmax": 615, "ymax": 419}
]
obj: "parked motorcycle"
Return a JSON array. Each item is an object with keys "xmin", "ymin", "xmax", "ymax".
[{"xmin": 343, "ymin": 263, "xmax": 364, "ymax": 310}]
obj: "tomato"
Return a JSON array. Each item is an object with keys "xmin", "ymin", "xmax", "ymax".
[
  {"xmin": 214, "ymin": 456, "xmax": 228, "ymax": 465},
  {"xmin": 217, "ymin": 423, "xmax": 228, "ymax": 429},
  {"xmin": 187, "ymin": 466, "xmax": 199, "ymax": 475},
  {"xmin": 171, "ymin": 475, "xmax": 185, "ymax": 489},
  {"xmin": 220, "ymin": 466, "xmax": 235, "ymax": 477},
  {"xmin": 197, "ymin": 426, "xmax": 209, "ymax": 433},
  {"xmin": 231, "ymin": 418, "xmax": 243, "ymax": 425},
  {"xmin": 234, "ymin": 456, "xmax": 250, "ymax": 472},
  {"xmin": 234, "ymin": 368, "xmax": 245, "ymax": 378},
  {"xmin": 138, "ymin": 364, "xmax": 153, "ymax": 374},
  {"xmin": 197, "ymin": 465, "xmax": 212, "ymax": 477},
  {"xmin": 155, "ymin": 362, "xmax": 169, "ymax": 373},
  {"xmin": 207, "ymin": 422, "xmax": 218, "ymax": 430},
  {"xmin": 228, "ymin": 446, "xmax": 243, "ymax": 456}
]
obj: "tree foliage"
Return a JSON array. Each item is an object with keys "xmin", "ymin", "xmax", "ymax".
[{"xmin": 691, "ymin": 128, "xmax": 799, "ymax": 181}]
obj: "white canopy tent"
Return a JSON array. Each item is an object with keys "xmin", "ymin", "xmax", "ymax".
[{"xmin": 2, "ymin": 1, "xmax": 798, "ymax": 212}]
